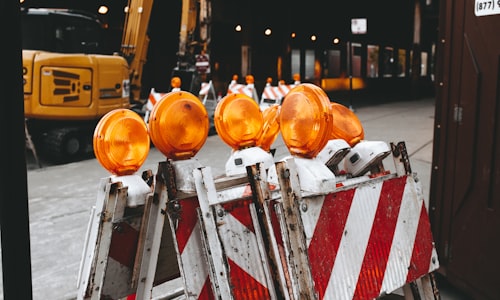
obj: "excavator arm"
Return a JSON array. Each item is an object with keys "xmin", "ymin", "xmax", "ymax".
[
  {"xmin": 178, "ymin": 0, "xmax": 198, "ymax": 58},
  {"xmin": 173, "ymin": 0, "xmax": 211, "ymax": 94},
  {"xmin": 177, "ymin": 0, "xmax": 211, "ymax": 68},
  {"xmin": 121, "ymin": 0, "xmax": 210, "ymax": 101},
  {"xmin": 121, "ymin": 0, "xmax": 154, "ymax": 104}
]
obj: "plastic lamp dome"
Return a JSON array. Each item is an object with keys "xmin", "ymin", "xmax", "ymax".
[
  {"xmin": 257, "ymin": 104, "xmax": 280, "ymax": 152},
  {"xmin": 148, "ymin": 91, "xmax": 209, "ymax": 160},
  {"xmin": 329, "ymin": 102, "xmax": 365, "ymax": 146},
  {"xmin": 279, "ymin": 83, "xmax": 332, "ymax": 158},
  {"xmin": 171, "ymin": 76, "xmax": 182, "ymax": 89},
  {"xmin": 214, "ymin": 93, "xmax": 263, "ymax": 150},
  {"xmin": 93, "ymin": 108, "xmax": 150, "ymax": 176}
]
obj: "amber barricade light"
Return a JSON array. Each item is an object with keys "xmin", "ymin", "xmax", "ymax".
[
  {"xmin": 245, "ymin": 74, "xmax": 255, "ymax": 84},
  {"xmin": 215, "ymin": 93, "xmax": 275, "ymax": 176},
  {"xmin": 171, "ymin": 76, "xmax": 181, "ymax": 89},
  {"xmin": 330, "ymin": 102, "xmax": 365, "ymax": 147},
  {"xmin": 148, "ymin": 91, "xmax": 209, "ymax": 160},
  {"xmin": 93, "ymin": 108, "xmax": 150, "ymax": 176},
  {"xmin": 214, "ymin": 93, "xmax": 263, "ymax": 150},
  {"xmin": 279, "ymin": 83, "xmax": 332, "ymax": 158},
  {"xmin": 257, "ymin": 104, "xmax": 280, "ymax": 152}
]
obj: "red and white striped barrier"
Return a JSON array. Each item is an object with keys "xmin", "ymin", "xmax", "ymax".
[
  {"xmin": 199, "ymin": 80, "xmax": 217, "ymax": 109},
  {"xmin": 259, "ymin": 83, "xmax": 295, "ymax": 110},
  {"xmin": 228, "ymin": 83, "xmax": 259, "ymax": 101},
  {"xmin": 169, "ymin": 196, "xmax": 214, "ymax": 299},
  {"xmin": 144, "ymin": 88, "xmax": 167, "ymax": 123},
  {"xmin": 199, "ymin": 82, "xmax": 211, "ymax": 98},
  {"xmin": 77, "ymin": 175, "xmax": 179, "ymax": 300},
  {"xmin": 146, "ymin": 160, "xmax": 216, "ymax": 300},
  {"xmin": 80, "ymin": 141, "xmax": 440, "ymax": 299},
  {"xmin": 227, "ymin": 79, "xmax": 244, "ymax": 94},
  {"xmin": 194, "ymin": 167, "xmax": 279, "ymax": 299},
  {"xmin": 273, "ymin": 155, "xmax": 440, "ymax": 299},
  {"xmin": 227, "ymin": 77, "xmax": 259, "ymax": 102},
  {"xmin": 305, "ymin": 175, "xmax": 438, "ymax": 299},
  {"xmin": 260, "ymin": 83, "xmax": 295, "ymax": 102},
  {"xmin": 146, "ymin": 88, "xmax": 166, "ymax": 112}
]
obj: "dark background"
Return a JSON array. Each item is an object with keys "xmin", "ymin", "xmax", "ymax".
[{"xmin": 20, "ymin": 0, "xmax": 439, "ymax": 95}]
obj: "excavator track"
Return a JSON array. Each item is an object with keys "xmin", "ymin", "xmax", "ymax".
[{"xmin": 41, "ymin": 127, "xmax": 93, "ymax": 163}]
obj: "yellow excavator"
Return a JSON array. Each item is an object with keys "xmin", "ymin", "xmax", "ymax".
[{"xmin": 22, "ymin": 0, "xmax": 210, "ymax": 162}]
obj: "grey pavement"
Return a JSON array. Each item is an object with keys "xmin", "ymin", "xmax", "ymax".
[{"xmin": 1, "ymin": 96, "xmax": 469, "ymax": 299}]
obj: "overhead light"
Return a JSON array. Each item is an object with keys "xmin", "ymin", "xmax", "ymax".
[{"xmin": 98, "ymin": 5, "xmax": 109, "ymax": 15}]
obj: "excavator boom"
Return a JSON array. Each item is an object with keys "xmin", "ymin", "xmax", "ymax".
[{"xmin": 121, "ymin": 0, "xmax": 154, "ymax": 103}]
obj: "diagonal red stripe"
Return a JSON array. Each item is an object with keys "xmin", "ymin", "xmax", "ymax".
[
  {"xmin": 228, "ymin": 259, "xmax": 270, "ymax": 299},
  {"xmin": 406, "ymin": 201, "xmax": 434, "ymax": 283},
  {"xmin": 175, "ymin": 197, "xmax": 200, "ymax": 253},
  {"xmin": 222, "ymin": 199, "xmax": 255, "ymax": 233},
  {"xmin": 149, "ymin": 93, "xmax": 157, "ymax": 105},
  {"xmin": 353, "ymin": 176, "xmax": 406, "ymax": 299},
  {"xmin": 308, "ymin": 189, "xmax": 356, "ymax": 299},
  {"xmin": 199, "ymin": 276, "xmax": 215, "ymax": 300},
  {"xmin": 109, "ymin": 221, "xmax": 139, "ymax": 268}
]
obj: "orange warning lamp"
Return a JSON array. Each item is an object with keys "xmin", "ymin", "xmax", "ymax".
[
  {"xmin": 330, "ymin": 102, "xmax": 365, "ymax": 146},
  {"xmin": 245, "ymin": 74, "xmax": 255, "ymax": 84},
  {"xmin": 257, "ymin": 104, "xmax": 280, "ymax": 152},
  {"xmin": 279, "ymin": 83, "xmax": 332, "ymax": 158},
  {"xmin": 148, "ymin": 91, "xmax": 209, "ymax": 160},
  {"xmin": 171, "ymin": 76, "xmax": 181, "ymax": 89},
  {"xmin": 93, "ymin": 109, "xmax": 150, "ymax": 176},
  {"xmin": 214, "ymin": 93, "xmax": 263, "ymax": 150},
  {"xmin": 293, "ymin": 73, "xmax": 301, "ymax": 83}
]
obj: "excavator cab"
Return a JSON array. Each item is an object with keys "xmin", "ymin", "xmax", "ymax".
[{"xmin": 21, "ymin": 8, "xmax": 109, "ymax": 55}]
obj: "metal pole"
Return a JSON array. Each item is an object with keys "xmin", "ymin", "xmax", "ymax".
[{"xmin": 1, "ymin": 1, "xmax": 34, "ymax": 299}]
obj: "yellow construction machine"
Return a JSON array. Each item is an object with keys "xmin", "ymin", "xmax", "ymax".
[{"xmin": 22, "ymin": 0, "xmax": 210, "ymax": 162}]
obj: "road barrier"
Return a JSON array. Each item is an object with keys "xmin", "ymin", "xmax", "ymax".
[{"xmin": 77, "ymin": 84, "xmax": 440, "ymax": 299}]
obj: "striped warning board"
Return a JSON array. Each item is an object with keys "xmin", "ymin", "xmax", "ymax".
[
  {"xmin": 147, "ymin": 160, "xmax": 215, "ymax": 300},
  {"xmin": 79, "ymin": 140, "xmax": 439, "ymax": 299},
  {"xmin": 259, "ymin": 83, "xmax": 295, "ymax": 110},
  {"xmin": 227, "ymin": 81, "xmax": 259, "ymax": 102},
  {"xmin": 77, "ymin": 173, "xmax": 180, "ymax": 300},
  {"xmin": 144, "ymin": 88, "xmax": 167, "ymax": 123},
  {"xmin": 194, "ymin": 167, "xmax": 279, "ymax": 299},
  {"xmin": 199, "ymin": 80, "xmax": 217, "ymax": 116},
  {"xmin": 227, "ymin": 78, "xmax": 243, "ymax": 94},
  {"xmin": 261, "ymin": 83, "xmax": 295, "ymax": 102},
  {"xmin": 168, "ymin": 196, "xmax": 214, "ymax": 299},
  {"xmin": 275, "ymin": 158, "xmax": 440, "ymax": 299},
  {"xmin": 199, "ymin": 81, "xmax": 212, "ymax": 99},
  {"xmin": 146, "ymin": 88, "xmax": 166, "ymax": 111},
  {"xmin": 77, "ymin": 178, "xmax": 136, "ymax": 300}
]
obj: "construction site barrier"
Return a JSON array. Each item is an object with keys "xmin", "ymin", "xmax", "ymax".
[
  {"xmin": 227, "ymin": 75, "xmax": 259, "ymax": 103},
  {"xmin": 259, "ymin": 82, "xmax": 296, "ymax": 111},
  {"xmin": 77, "ymin": 85, "xmax": 440, "ymax": 299},
  {"xmin": 77, "ymin": 141, "xmax": 440, "ymax": 299}
]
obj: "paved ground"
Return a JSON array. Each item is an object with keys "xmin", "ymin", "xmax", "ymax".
[{"xmin": 1, "ymin": 95, "xmax": 471, "ymax": 299}]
